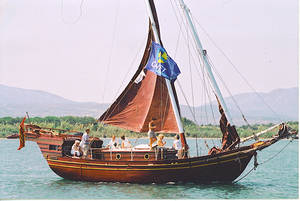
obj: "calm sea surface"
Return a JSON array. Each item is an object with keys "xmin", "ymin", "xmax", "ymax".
[{"xmin": 0, "ymin": 138, "xmax": 298, "ymax": 199}]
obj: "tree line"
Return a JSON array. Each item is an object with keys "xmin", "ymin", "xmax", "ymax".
[{"xmin": 0, "ymin": 116, "xmax": 298, "ymax": 139}]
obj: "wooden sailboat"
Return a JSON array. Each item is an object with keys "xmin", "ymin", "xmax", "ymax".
[{"xmin": 17, "ymin": 0, "xmax": 296, "ymax": 184}]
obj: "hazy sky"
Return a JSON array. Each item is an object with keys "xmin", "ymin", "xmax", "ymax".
[{"xmin": 0, "ymin": 0, "xmax": 298, "ymax": 106}]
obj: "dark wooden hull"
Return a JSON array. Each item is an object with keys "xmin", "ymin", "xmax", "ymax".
[
  {"xmin": 46, "ymin": 148, "xmax": 255, "ymax": 183},
  {"xmin": 24, "ymin": 127, "xmax": 281, "ymax": 184}
]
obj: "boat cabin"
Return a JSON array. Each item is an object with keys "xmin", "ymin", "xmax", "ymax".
[
  {"xmin": 61, "ymin": 137, "xmax": 177, "ymax": 161},
  {"xmin": 25, "ymin": 125, "xmax": 178, "ymax": 162}
]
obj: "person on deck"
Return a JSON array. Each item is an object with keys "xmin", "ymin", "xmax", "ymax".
[
  {"xmin": 172, "ymin": 134, "xmax": 182, "ymax": 150},
  {"xmin": 157, "ymin": 134, "xmax": 166, "ymax": 147},
  {"xmin": 173, "ymin": 134, "xmax": 183, "ymax": 159},
  {"xmin": 148, "ymin": 118, "xmax": 157, "ymax": 149},
  {"xmin": 71, "ymin": 140, "xmax": 81, "ymax": 157},
  {"xmin": 80, "ymin": 128, "xmax": 90, "ymax": 159},
  {"xmin": 121, "ymin": 135, "xmax": 132, "ymax": 149},
  {"xmin": 107, "ymin": 135, "xmax": 119, "ymax": 149}
]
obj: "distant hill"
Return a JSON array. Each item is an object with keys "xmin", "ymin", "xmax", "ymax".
[
  {"xmin": 0, "ymin": 84, "xmax": 298, "ymax": 125},
  {"xmin": 180, "ymin": 87, "xmax": 298, "ymax": 125},
  {"xmin": 0, "ymin": 84, "xmax": 107, "ymax": 118}
]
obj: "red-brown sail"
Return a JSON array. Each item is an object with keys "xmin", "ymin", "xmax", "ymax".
[
  {"xmin": 99, "ymin": 68, "xmax": 179, "ymax": 133},
  {"xmin": 98, "ymin": 14, "xmax": 181, "ymax": 133}
]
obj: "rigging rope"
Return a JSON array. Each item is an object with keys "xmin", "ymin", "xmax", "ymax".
[
  {"xmin": 60, "ymin": 0, "xmax": 85, "ymax": 24},
  {"xmin": 169, "ymin": 0, "xmax": 183, "ymax": 59},
  {"xmin": 259, "ymin": 139, "xmax": 294, "ymax": 165},
  {"xmin": 191, "ymin": 13, "xmax": 283, "ymax": 123},
  {"xmin": 233, "ymin": 166, "xmax": 256, "ymax": 184},
  {"xmin": 112, "ymin": 37, "xmax": 146, "ymax": 101},
  {"xmin": 173, "ymin": 1, "xmax": 219, "ymax": 127},
  {"xmin": 185, "ymin": 19, "xmax": 200, "ymax": 156},
  {"xmin": 179, "ymin": 3, "xmax": 220, "ymax": 147},
  {"xmin": 101, "ymin": 0, "xmax": 120, "ymax": 103},
  {"xmin": 170, "ymin": 0, "xmax": 223, "ymax": 151},
  {"xmin": 177, "ymin": 80, "xmax": 210, "ymax": 152},
  {"xmin": 206, "ymin": 54, "xmax": 245, "ymax": 126},
  {"xmin": 186, "ymin": 24, "xmax": 195, "ymax": 116},
  {"xmin": 234, "ymin": 139, "xmax": 294, "ymax": 183}
]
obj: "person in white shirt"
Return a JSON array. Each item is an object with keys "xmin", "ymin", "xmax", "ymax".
[
  {"xmin": 80, "ymin": 129, "xmax": 90, "ymax": 159},
  {"xmin": 172, "ymin": 135, "xmax": 182, "ymax": 150},
  {"xmin": 71, "ymin": 140, "xmax": 81, "ymax": 157},
  {"xmin": 107, "ymin": 135, "xmax": 119, "ymax": 149},
  {"xmin": 121, "ymin": 135, "xmax": 132, "ymax": 149},
  {"xmin": 172, "ymin": 135, "xmax": 183, "ymax": 159}
]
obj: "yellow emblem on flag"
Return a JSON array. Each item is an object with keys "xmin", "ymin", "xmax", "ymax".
[{"xmin": 157, "ymin": 51, "xmax": 168, "ymax": 63}]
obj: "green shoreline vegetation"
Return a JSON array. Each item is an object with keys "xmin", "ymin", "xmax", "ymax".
[{"xmin": 0, "ymin": 116, "xmax": 298, "ymax": 139}]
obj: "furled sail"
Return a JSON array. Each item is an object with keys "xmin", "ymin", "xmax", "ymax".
[
  {"xmin": 208, "ymin": 96, "xmax": 240, "ymax": 155},
  {"xmin": 216, "ymin": 96, "xmax": 240, "ymax": 150},
  {"xmin": 98, "ymin": 7, "xmax": 181, "ymax": 133}
]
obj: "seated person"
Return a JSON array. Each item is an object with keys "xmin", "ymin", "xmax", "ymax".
[
  {"xmin": 157, "ymin": 134, "xmax": 166, "ymax": 147},
  {"xmin": 71, "ymin": 140, "xmax": 81, "ymax": 157},
  {"xmin": 106, "ymin": 135, "xmax": 119, "ymax": 149},
  {"xmin": 121, "ymin": 135, "xmax": 132, "ymax": 149}
]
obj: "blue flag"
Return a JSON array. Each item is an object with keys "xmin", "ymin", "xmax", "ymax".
[{"xmin": 145, "ymin": 42, "xmax": 181, "ymax": 81}]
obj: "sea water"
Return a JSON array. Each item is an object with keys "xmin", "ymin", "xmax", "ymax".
[{"xmin": 0, "ymin": 138, "xmax": 298, "ymax": 199}]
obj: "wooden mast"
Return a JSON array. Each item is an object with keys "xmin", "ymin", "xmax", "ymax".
[{"xmin": 144, "ymin": 0, "xmax": 188, "ymax": 152}]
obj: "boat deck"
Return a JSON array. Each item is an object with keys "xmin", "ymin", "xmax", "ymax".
[{"xmin": 89, "ymin": 146, "xmax": 178, "ymax": 161}]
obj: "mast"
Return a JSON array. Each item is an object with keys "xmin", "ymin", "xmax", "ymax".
[
  {"xmin": 145, "ymin": 0, "xmax": 188, "ymax": 150},
  {"xmin": 178, "ymin": 0, "xmax": 233, "ymax": 124}
]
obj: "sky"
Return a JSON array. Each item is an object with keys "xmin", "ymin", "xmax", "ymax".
[{"xmin": 0, "ymin": 0, "xmax": 298, "ymax": 106}]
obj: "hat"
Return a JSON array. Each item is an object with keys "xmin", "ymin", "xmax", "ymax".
[{"xmin": 75, "ymin": 140, "xmax": 80, "ymax": 144}]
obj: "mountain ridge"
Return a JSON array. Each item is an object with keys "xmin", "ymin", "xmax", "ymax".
[{"xmin": 0, "ymin": 84, "xmax": 298, "ymax": 125}]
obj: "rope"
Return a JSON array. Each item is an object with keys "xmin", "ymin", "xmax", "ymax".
[
  {"xmin": 169, "ymin": 0, "xmax": 183, "ymax": 59},
  {"xmin": 170, "ymin": 1, "xmax": 222, "ymax": 151},
  {"xmin": 234, "ymin": 139, "xmax": 294, "ymax": 183},
  {"xmin": 233, "ymin": 166, "xmax": 256, "ymax": 184},
  {"xmin": 172, "ymin": 2, "xmax": 221, "ymax": 128},
  {"xmin": 177, "ymin": 80, "xmax": 209, "ymax": 152},
  {"xmin": 60, "ymin": 0, "xmax": 85, "ymax": 24},
  {"xmin": 101, "ymin": 0, "xmax": 120, "ymax": 103},
  {"xmin": 191, "ymin": 14, "xmax": 283, "ymax": 123},
  {"xmin": 186, "ymin": 32, "xmax": 199, "ymax": 155},
  {"xmin": 259, "ymin": 139, "xmax": 294, "ymax": 165},
  {"xmin": 112, "ymin": 37, "xmax": 146, "ymax": 101}
]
